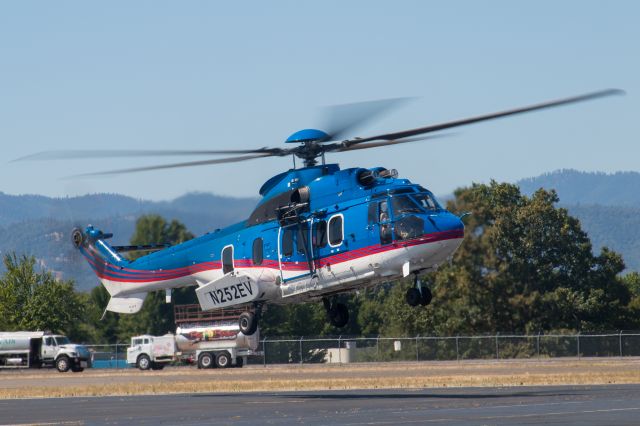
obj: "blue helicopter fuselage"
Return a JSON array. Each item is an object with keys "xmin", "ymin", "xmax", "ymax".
[{"xmin": 78, "ymin": 164, "xmax": 464, "ymax": 312}]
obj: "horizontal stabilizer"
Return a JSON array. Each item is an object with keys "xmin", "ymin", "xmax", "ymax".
[
  {"xmin": 196, "ymin": 273, "xmax": 258, "ymax": 311},
  {"xmin": 105, "ymin": 293, "xmax": 147, "ymax": 314},
  {"xmin": 112, "ymin": 244, "xmax": 169, "ymax": 253}
]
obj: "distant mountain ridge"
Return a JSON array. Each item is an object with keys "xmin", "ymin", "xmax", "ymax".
[
  {"xmin": 2, "ymin": 169, "xmax": 640, "ymax": 292},
  {"xmin": 518, "ymin": 169, "xmax": 640, "ymax": 207}
]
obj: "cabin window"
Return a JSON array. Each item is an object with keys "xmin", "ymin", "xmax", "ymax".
[
  {"xmin": 313, "ymin": 220, "xmax": 327, "ymax": 248},
  {"xmin": 45, "ymin": 337, "xmax": 54, "ymax": 346},
  {"xmin": 297, "ymin": 225, "xmax": 309, "ymax": 255},
  {"xmin": 143, "ymin": 338, "xmax": 150, "ymax": 344},
  {"xmin": 282, "ymin": 229, "xmax": 294, "ymax": 257},
  {"xmin": 222, "ymin": 245, "xmax": 234, "ymax": 274},
  {"xmin": 328, "ymin": 215, "xmax": 344, "ymax": 247},
  {"xmin": 133, "ymin": 338, "xmax": 143, "ymax": 345},
  {"xmin": 252, "ymin": 238, "xmax": 263, "ymax": 265}
]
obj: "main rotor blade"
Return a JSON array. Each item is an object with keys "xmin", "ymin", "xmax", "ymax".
[
  {"xmin": 14, "ymin": 148, "xmax": 276, "ymax": 162},
  {"xmin": 69, "ymin": 153, "xmax": 278, "ymax": 177},
  {"xmin": 333, "ymin": 134, "xmax": 452, "ymax": 152},
  {"xmin": 343, "ymin": 89, "xmax": 625, "ymax": 146},
  {"xmin": 320, "ymin": 97, "xmax": 414, "ymax": 141}
]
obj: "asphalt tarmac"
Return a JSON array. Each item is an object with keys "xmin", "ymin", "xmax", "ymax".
[{"xmin": 2, "ymin": 385, "xmax": 640, "ymax": 425}]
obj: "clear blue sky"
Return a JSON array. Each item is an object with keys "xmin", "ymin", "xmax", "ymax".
[{"xmin": 1, "ymin": 1, "xmax": 637, "ymax": 200}]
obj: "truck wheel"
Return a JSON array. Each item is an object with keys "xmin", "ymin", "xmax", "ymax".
[
  {"xmin": 151, "ymin": 363, "xmax": 165, "ymax": 370},
  {"xmin": 137, "ymin": 354, "xmax": 151, "ymax": 370},
  {"xmin": 239, "ymin": 312, "xmax": 258, "ymax": 335},
  {"xmin": 198, "ymin": 352, "xmax": 214, "ymax": 369},
  {"xmin": 71, "ymin": 366, "xmax": 84, "ymax": 373},
  {"xmin": 235, "ymin": 357, "xmax": 244, "ymax": 368},
  {"xmin": 215, "ymin": 351, "xmax": 231, "ymax": 368},
  {"xmin": 56, "ymin": 356, "xmax": 70, "ymax": 373}
]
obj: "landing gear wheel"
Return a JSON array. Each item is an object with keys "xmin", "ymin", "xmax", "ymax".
[
  {"xmin": 198, "ymin": 352, "xmax": 214, "ymax": 369},
  {"xmin": 328, "ymin": 303, "xmax": 349, "ymax": 328},
  {"xmin": 137, "ymin": 354, "xmax": 151, "ymax": 371},
  {"xmin": 405, "ymin": 287, "xmax": 422, "ymax": 307},
  {"xmin": 239, "ymin": 312, "xmax": 258, "ymax": 336},
  {"xmin": 420, "ymin": 286, "xmax": 432, "ymax": 306},
  {"xmin": 56, "ymin": 356, "xmax": 70, "ymax": 373}
]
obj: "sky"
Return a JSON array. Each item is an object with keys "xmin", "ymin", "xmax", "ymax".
[{"xmin": 0, "ymin": 1, "xmax": 637, "ymax": 201}]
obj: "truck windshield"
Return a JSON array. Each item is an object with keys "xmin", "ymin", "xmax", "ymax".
[{"xmin": 54, "ymin": 336, "xmax": 70, "ymax": 345}]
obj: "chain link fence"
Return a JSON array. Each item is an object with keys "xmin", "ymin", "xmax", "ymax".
[{"xmin": 84, "ymin": 332, "xmax": 640, "ymax": 368}]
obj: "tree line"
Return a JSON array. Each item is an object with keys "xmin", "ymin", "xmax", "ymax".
[{"xmin": 1, "ymin": 182, "xmax": 640, "ymax": 343}]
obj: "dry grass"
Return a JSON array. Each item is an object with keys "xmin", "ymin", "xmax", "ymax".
[{"xmin": 2, "ymin": 358, "xmax": 640, "ymax": 399}]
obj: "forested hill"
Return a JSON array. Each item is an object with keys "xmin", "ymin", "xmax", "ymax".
[{"xmin": 517, "ymin": 170, "xmax": 640, "ymax": 271}]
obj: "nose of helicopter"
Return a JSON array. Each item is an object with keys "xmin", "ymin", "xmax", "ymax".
[
  {"xmin": 423, "ymin": 210, "xmax": 465, "ymax": 257},
  {"xmin": 432, "ymin": 210, "xmax": 465, "ymax": 235}
]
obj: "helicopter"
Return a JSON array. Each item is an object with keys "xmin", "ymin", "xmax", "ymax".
[{"xmin": 17, "ymin": 89, "xmax": 623, "ymax": 335}]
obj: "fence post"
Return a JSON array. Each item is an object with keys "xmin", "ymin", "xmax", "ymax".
[
  {"xmin": 537, "ymin": 332, "xmax": 540, "ymax": 360},
  {"xmin": 495, "ymin": 333, "xmax": 499, "ymax": 360},
  {"xmin": 262, "ymin": 336, "xmax": 267, "ymax": 367},
  {"xmin": 577, "ymin": 332, "xmax": 581, "ymax": 359},
  {"xmin": 115, "ymin": 343, "xmax": 119, "ymax": 370},
  {"xmin": 299, "ymin": 337, "xmax": 304, "ymax": 365},
  {"xmin": 338, "ymin": 336, "xmax": 342, "ymax": 364},
  {"xmin": 415, "ymin": 335, "xmax": 419, "ymax": 362},
  {"xmin": 620, "ymin": 330, "xmax": 623, "ymax": 358},
  {"xmin": 455, "ymin": 336, "xmax": 459, "ymax": 362}
]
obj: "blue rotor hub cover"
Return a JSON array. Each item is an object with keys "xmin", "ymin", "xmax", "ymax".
[{"xmin": 285, "ymin": 129, "xmax": 330, "ymax": 143}]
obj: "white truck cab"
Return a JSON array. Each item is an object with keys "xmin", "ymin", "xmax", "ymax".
[{"xmin": 127, "ymin": 334, "xmax": 176, "ymax": 370}]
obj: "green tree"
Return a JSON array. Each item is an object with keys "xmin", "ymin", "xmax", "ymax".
[
  {"xmin": 0, "ymin": 253, "xmax": 84, "ymax": 334},
  {"xmin": 376, "ymin": 182, "xmax": 634, "ymax": 336}
]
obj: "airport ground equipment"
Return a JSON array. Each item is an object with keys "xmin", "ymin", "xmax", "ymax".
[
  {"xmin": 127, "ymin": 307, "xmax": 261, "ymax": 370},
  {"xmin": 0, "ymin": 331, "xmax": 91, "ymax": 372}
]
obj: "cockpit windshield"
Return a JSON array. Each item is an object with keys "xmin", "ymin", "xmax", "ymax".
[
  {"xmin": 411, "ymin": 193, "xmax": 440, "ymax": 211},
  {"xmin": 391, "ymin": 196, "xmax": 423, "ymax": 215}
]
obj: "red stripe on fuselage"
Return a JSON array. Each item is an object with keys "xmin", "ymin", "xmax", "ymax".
[{"xmin": 92, "ymin": 229, "xmax": 463, "ymax": 283}]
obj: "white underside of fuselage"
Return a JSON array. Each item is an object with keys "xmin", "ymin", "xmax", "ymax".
[{"xmin": 100, "ymin": 237, "xmax": 463, "ymax": 307}]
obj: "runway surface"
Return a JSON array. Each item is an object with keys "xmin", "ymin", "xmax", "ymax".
[{"xmin": 2, "ymin": 385, "xmax": 640, "ymax": 425}]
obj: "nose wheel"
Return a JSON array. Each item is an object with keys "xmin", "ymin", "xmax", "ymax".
[{"xmin": 406, "ymin": 274, "xmax": 432, "ymax": 307}]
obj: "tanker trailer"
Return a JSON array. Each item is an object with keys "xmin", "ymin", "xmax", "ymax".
[{"xmin": 127, "ymin": 320, "xmax": 262, "ymax": 370}]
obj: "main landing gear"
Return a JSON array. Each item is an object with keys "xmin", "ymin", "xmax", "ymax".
[
  {"xmin": 239, "ymin": 302, "xmax": 263, "ymax": 336},
  {"xmin": 406, "ymin": 273, "xmax": 432, "ymax": 307},
  {"xmin": 323, "ymin": 298, "xmax": 349, "ymax": 328}
]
